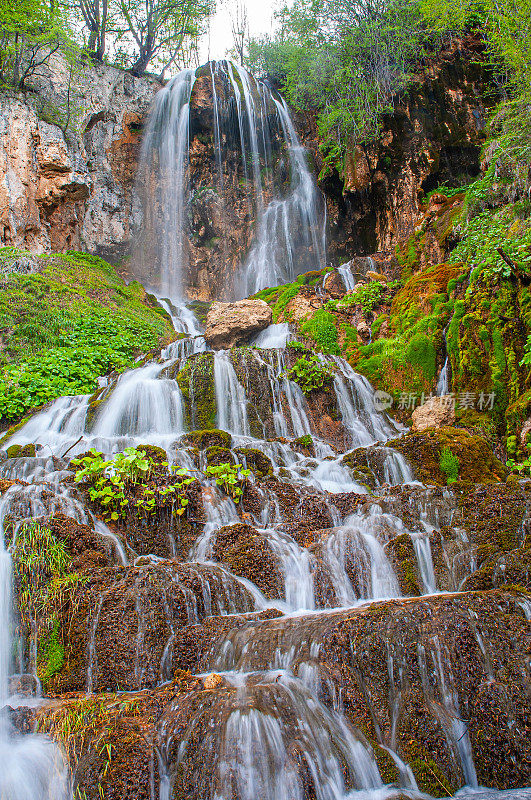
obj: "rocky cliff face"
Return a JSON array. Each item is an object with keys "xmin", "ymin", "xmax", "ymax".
[
  {"xmin": 306, "ymin": 34, "xmax": 496, "ymax": 263},
  {"xmin": 0, "ymin": 57, "xmax": 157, "ymax": 260},
  {"xmin": 0, "ymin": 36, "xmax": 497, "ymax": 283}
]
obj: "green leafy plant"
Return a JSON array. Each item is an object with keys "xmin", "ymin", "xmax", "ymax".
[
  {"xmin": 206, "ymin": 462, "xmax": 250, "ymax": 502},
  {"xmin": 439, "ymin": 447, "xmax": 459, "ymax": 484},
  {"xmin": 335, "ymin": 281, "xmax": 389, "ymax": 312},
  {"xmin": 72, "ymin": 447, "xmax": 195, "ymax": 521},
  {"xmin": 287, "ymin": 353, "xmax": 335, "ymax": 393},
  {"xmin": 507, "ymin": 443, "xmax": 531, "ymax": 476},
  {"xmin": 286, "ymin": 340, "xmax": 307, "ymax": 351}
]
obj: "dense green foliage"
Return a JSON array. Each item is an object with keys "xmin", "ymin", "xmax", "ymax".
[
  {"xmin": 0, "ymin": 250, "xmax": 173, "ymax": 422},
  {"xmin": 300, "ymin": 309, "xmax": 340, "ymax": 354},
  {"xmin": 73, "ymin": 447, "xmax": 195, "ymax": 520},
  {"xmin": 439, "ymin": 446, "xmax": 460, "ymax": 483},
  {"xmin": 287, "ymin": 353, "xmax": 335, "ymax": 393},
  {"xmin": 0, "ymin": 0, "xmax": 214, "ymax": 85},
  {"xmin": 327, "ymin": 281, "xmax": 393, "ymax": 313},
  {"xmin": 247, "ymin": 0, "xmax": 445, "ymax": 174},
  {"xmin": 0, "ymin": 0, "xmax": 78, "ymax": 89},
  {"xmin": 247, "ymin": 0, "xmax": 531, "ymax": 179}
]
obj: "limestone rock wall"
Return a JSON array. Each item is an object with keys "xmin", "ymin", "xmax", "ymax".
[
  {"xmin": 0, "ymin": 57, "xmax": 157, "ymax": 260},
  {"xmin": 304, "ymin": 34, "xmax": 497, "ymax": 263}
]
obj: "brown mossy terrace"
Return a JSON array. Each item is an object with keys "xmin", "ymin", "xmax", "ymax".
[{"xmin": 3, "ymin": 413, "xmax": 530, "ymax": 798}]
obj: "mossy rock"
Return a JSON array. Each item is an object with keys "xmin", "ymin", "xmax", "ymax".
[
  {"xmin": 205, "ymin": 446, "xmax": 234, "ymax": 466},
  {"xmin": 6, "ymin": 443, "xmax": 36, "ymax": 458},
  {"xmin": 340, "ymin": 449, "xmax": 379, "ymax": 489},
  {"xmin": 176, "ymin": 353, "xmax": 216, "ymax": 430},
  {"xmin": 212, "ymin": 523, "xmax": 282, "ymax": 599},
  {"xmin": 137, "ymin": 444, "xmax": 167, "ymax": 463},
  {"xmin": 388, "ymin": 427, "xmax": 507, "ymax": 485},
  {"xmin": 385, "ymin": 533, "xmax": 422, "ymax": 596},
  {"xmin": 293, "ymin": 435, "xmax": 315, "ymax": 457},
  {"xmin": 182, "ymin": 429, "xmax": 232, "ymax": 450},
  {"xmin": 235, "ymin": 447, "xmax": 273, "ymax": 478}
]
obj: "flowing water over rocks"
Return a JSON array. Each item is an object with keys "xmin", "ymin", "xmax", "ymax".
[
  {"xmin": 0, "ymin": 60, "xmax": 529, "ymax": 800},
  {"xmin": 1, "ymin": 309, "xmax": 529, "ymax": 799}
]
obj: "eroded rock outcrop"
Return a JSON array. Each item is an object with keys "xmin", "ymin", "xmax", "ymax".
[
  {"xmin": 204, "ymin": 299, "xmax": 273, "ymax": 348},
  {"xmin": 0, "ymin": 57, "xmax": 156, "ymax": 259},
  {"xmin": 306, "ymin": 34, "xmax": 496, "ymax": 262},
  {"xmin": 412, "ymin": 396, "xmax": 456, "ymax": 431}
]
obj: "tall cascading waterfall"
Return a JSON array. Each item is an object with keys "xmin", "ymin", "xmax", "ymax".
[
  {"xmin": 0, "ymin": 62, "xmax": 519, "ymax": 800},
  {"xmin": 135, "ymin": 60, "xmax": 326, "ymax": 301}
]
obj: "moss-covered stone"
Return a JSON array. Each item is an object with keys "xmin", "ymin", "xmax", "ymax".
[
  {"xmin": 212, "ymin": 523, "xmax": 282, "ymax": 599},
  {"xmin": 389, "ymin": 427, "xmax": 507, "ymax": 485},
  {"xmin": 235, "ymin": 447, "xmax": 273, "ymax": 478},
  {"xmin": 176, "ymin": 353, "xmax": 217, "ymax": 430},
  {"xmin": 6, "ymin": 443, "xmax": 36, "ymax": 458},
  {"xmin": 205, "ymin": 446, "xmax": 233, "ymax": 466},
  {"xmin": 182, "ymin": 429, "xmax": 232, "ymax": 450}
]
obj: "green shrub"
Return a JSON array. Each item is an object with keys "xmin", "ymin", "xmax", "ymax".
[
  {"xmin": 439, "ymin": 447, "xmax": 459, "ymax": 484},
  {"xmin": 300, "ymin": 309, "xmax": 340, "ymax": 354},
  {"xmin": 287, "ymin": 353, "xmax": 334, "ymax": 393}
]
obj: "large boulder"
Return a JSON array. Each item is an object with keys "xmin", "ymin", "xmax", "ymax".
[
  {"xmin": 412, "ymin": 396, "xmax": 455, "ymax": 431},
  {"xmin": 204, "ymin": 299, "xmax": 272, "ymax": 348}
]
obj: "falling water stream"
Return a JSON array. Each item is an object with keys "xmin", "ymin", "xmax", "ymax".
[
  {"xmin": 0, "ymin": 309, "xmax": 489, "ymax": 799},
  {"xmin": 0, "ymin": 61, "xmax": 525, "ymax": 800},
  {"xmin": 136, "ymin": 60, "xmax": 326, "ymax": 300}
]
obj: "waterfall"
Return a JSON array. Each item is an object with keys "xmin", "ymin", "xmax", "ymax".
[
  {"xmin": 0, "ymin": 509, "xmax": 71, "ymax": 798},
  {"xmin": 136, "ymin": 60, "xmax": 326, "ymax": 301},
  {"xmin": 213, "ymin": 351, "xmax": 250, "ymax": 437},
  {"xmin": 337, "ymin": 261, "xmax": 357, "ymax": 292},
  {"xmin": 136, "ymin": 68, "xmax": 196, "ymax": 300},
  {"xmin": 437, "ymin": 326, "xmax": 451, "ymax": 396}
]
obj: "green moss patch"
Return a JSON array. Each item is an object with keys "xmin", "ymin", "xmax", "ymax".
[
  {"xmin": 0, "ymin": 249, "xmax": 174, "ymax": 423},
  {"xmin": 389, "ymin": 427, "xmax": 507, "ymax": 485}
]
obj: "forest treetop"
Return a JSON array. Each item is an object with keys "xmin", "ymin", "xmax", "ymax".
[
  {"xmin": 0, "ymin": 0, "xmax": 214, "ymax": 89},
  {"xmin": 246, "ymin": 0, "xmax": 531, "ymax": 178}
]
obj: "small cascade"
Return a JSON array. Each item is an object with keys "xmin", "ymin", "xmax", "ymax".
[
  {"xmin": 331, "ymin": 357, "xmax": 403, "ymax": 447},
  {"xmin": 337, "ymin": 261, "xmax": 357, "ymax": 292},
  {"xmin": 0, "ymin": 503, "xmax": 71, "ymax": 799},
  {"xmin": 261, "ymin": 527, "xmax": 315, "ymax": 611},
  {"xmin": 418, "ymin": 638, "xmax": 478, "ymax": 787},
  {"xmin": 321, "ymin": 510, "xmax": 401, "ymax": 605},
  {"xmin": 214, "ymin": 351, "xmax": 250, "ymax": 436},
  {"xmin": 411, "ymin": 533, "xmax": 438, "ymax": 594},
  {"xmin": 167, "ymin": 670, "xmax": 384, "ymax": 800},
  {"xmin": 437, "ymin": 327, "xmax": 451, "ymax": 397},
  {"xmin": 251, "ymin": 323, "xmax": 291, "ymax": 349},
  {"xmin": 91, "ymin": 362, "xmax": 185, "ymax": 442}
]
